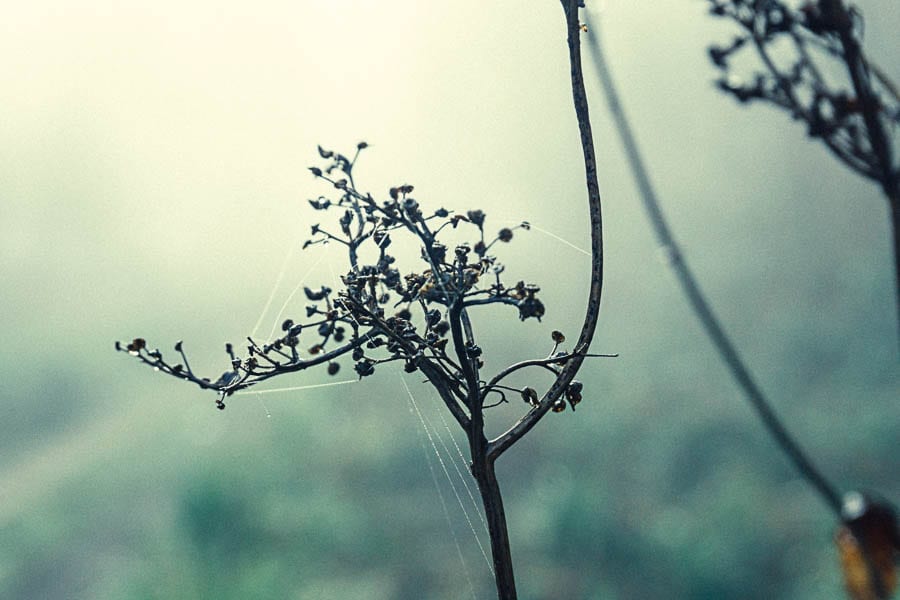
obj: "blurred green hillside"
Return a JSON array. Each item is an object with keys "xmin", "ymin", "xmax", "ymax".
[{"xmin": 0, "ymin": 1, "xmax": 896, "ymax": 599}]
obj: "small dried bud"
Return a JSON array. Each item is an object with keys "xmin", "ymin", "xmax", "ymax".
[
  {"xmin": 425, "ymin": 309, "xmax": 442, "ymax": 327},
  {"xmin": 466, "ymin": 210, "xmax": 485, "ymax": 227},
  {"xmin": 551, "ymin": 398, "xmax": 567, "ymax": 413},
  {"xmin": 517, "ymin": 296, "xmax": 545, "ymax": 321},
  {"xmin": 309, "ymin": 166, "xmax": 323, "ymax": 177},
  {"xmin": 327, "ymin": 362, "xmax": 340, "ymax": 376},
  {"xmin": 498, "ymin": 228, "xmax": 513, "ymax": 242},
  {"xmin": 551, "ymin": 330, "xmax": 566, "ymax": 344},
  {"xmin": 426, "ymin": 243, "xmax": 447, "ymax": 264},
  {"xmin": 282, "ymin": 319, "xmax": 294, "ymax": 332},
  {"xmin": 373, "ymin": 230, "xmax": 391, "ymax": 249},
  {"xmin": 566, "ymin": 380, "xmax": 583, "ymax": 410},
  {"xmin": 354, "ymin": 360, "xmax": 375, "ymax": 378},
  {"xmin": 521, "ymin": 387, "xmax": 539, "ymax": 406}
]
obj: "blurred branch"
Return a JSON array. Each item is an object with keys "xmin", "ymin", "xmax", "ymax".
[
  {"xmin": 586, "ymin": 8, "xmax": 899, "ymax": 598},
  {"xmin": 706, "ymin": 0, "xmax": 900, "ymax": 342},
  {"xmin": 582, "ymin": 14, "xmax": 843, "ymax": 515}
]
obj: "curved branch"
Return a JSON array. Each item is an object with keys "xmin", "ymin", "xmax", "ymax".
[{"xmin": 488, "ymin": 0, "xmax": 604, "ymax": 462}]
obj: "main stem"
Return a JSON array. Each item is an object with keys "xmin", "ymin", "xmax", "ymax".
[{"xmin": 471, "ymin": 444, "xmax": 516, "ymax": 599}]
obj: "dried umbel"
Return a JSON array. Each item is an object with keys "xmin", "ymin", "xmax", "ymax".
[{"xmin": 114, "ymin": 144, "xmax": 598, "ymax": 414}]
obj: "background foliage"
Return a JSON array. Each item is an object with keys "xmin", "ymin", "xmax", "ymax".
[{"xmin": 1, "ymin": 1, "xmax": 896, "ymax": 598}]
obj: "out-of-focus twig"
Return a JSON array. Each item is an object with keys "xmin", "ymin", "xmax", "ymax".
[{"xmin": 583, "ymin": 13, "xmax": 843, "ymax": 515}]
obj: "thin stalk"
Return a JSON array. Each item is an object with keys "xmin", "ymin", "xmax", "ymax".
[
  {"xmin": 471, "ymin": 442, "xmax": 516, "ymax": 599},
  {"xmin": 488, "ymin": 0, "xmax": 605, "ymax": 462},
  {"xmin": 584, "ymin": 18, "xmax": 843, "ymax": 515},
  {"xmin": 467, "ymin": 4, "xmax": 608, "ymax": 597}
]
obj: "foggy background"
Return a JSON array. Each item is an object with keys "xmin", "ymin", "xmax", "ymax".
[{"xmin": 1, "ymin": 1, "xmax": 897, "ymax": 598}]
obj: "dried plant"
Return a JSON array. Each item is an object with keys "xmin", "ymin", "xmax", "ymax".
[
  {"xmin": 117, "ymin": 2, "xmax": 602, "ymax": 597},
  {"xmin": 706, "ymin": 0, "xmax": 900, "ymax": 335},
  {"xmin": 705, "ymin": 3, "xmax": 899, "ymax": 596},
  {"xmin": 588, "ymin": 5, "xmax": 899, "ymax": 594}
]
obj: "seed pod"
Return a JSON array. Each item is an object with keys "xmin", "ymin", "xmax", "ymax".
[{"xmin": 520, "ymin": 387, "xmax": 539, "ymax": 406}]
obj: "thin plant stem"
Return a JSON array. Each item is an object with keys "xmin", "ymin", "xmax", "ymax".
[
  {"xmin": 487, "ymin": 0, "xmax": 605, "ymax": 463},
  {"xmin": 583, "ymin": 17, "xmax": 843, "ymax": 516}
]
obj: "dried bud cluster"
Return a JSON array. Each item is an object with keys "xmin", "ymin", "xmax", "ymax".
[{"xmin": 116, "ymin": 144, "xmax": 574, "ymax": 413}]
